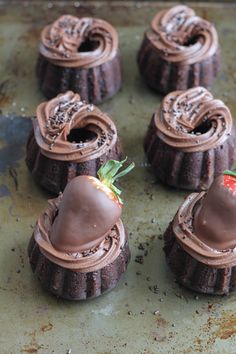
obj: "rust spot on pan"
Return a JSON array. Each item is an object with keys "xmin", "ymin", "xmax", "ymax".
[
  {"xmin": 214, "ymin": 312, "xmax": 236, "ymax": 340},
  {"xmin": 20, "ymin": 344, "xmax": 43, "ymax": 354},
  {"xmin": 21, "ymin": 328, "xmax": 47, "ymax": 353},
  {"xmin": 155, "ymin": 315, "xmax": 168, "ymax": 327},
  {"xmin": 196, "ymin": 310, "xmax": 236, "ymax": 350},
  {"xmin": 40, "ymin": 322, "xmax": 53, "ymax": 332}
]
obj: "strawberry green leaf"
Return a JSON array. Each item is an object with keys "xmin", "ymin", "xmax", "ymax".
[
  {"xmin": 97, "ymin": 158, "xmax": 135, "ymax": 204},
  {"xmin": 113, "ymin": 162, "xmax": 135, "ymax": 182},
  {"xmin": 223, "ymin": 170, "xmax": 236, "ymax": 178}
]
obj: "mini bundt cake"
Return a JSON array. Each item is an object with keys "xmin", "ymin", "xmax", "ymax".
[
  {"xmin": 138, "ymin": 5, "xmax": 220, "ymax": 94},
  {"xmin": 144, "ymin": 87, "xmax": 236, "ymax": 191},
  {"xmin": 37, "ymin": 15, "xmax": 122, "ymax": 103},
  {"xmin": 26, "ymin": 91, "xmax": 122, "ymax": 194},
  {"xmin": 164, "ymin": 171, "xmax": 236, "ymax": 295},
  {"xmin": 28, "ymin": 159, "xmax": 134, "ymax": 300}
]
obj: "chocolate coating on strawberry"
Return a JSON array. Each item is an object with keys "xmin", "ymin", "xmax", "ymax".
[
  {"xmin": 50, "ymin": 159, "xmax": 134, "ymax": 252},
  {"xmin": 50, "ymin": 175, "xmax": 121, "ymax": 252},
  {"xmin": 194, "ymin": 173, "xmax": 236, "ymax": 250}
]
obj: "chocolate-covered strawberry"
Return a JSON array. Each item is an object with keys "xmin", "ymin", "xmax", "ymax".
[
  {"xmin": 194, "ymin": 170, "xmax": 236, "ymax": 250},
  {"xmin": 51, "ymin": 158, "xmax": 134, "ymax": 252}
]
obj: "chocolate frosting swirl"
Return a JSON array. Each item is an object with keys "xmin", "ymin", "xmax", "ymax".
[
  {"xmin": 33, "ymin": 91, "xmax": 117, "ymax": 161},
  {"xmin": 34, "ymin": 197, "xmax": 126, "ymax": 272},
  {"xmin": 172, "ymin": 193, "xmax": 236, "ymax": 268},
  {"xmin": 146, "ymin": 5, "xmax": 218, "ymax": 64},
  {"xmin": 39, "ymin": 15, "xmax": 118, "ymax": 68},
  {"xmin": 155, "ymin": 87, "xmax": 232, "ymax": 152}
]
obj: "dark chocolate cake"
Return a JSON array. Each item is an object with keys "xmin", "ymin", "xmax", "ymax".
[
  {"xmin": 164, "ymin": 172, "xmax": 236, "ymax": 295},
  {"xmin": 26, "ymin": 91, "xmax": 122, "ymax": 194},
  {"xmin": 144, "ymin": 87, "xmax": 236, "ymax": 191},
  {"xmin": 28, "ymin": 159, "xmax": 134, "ymax": 300},
  {"xmin": 137, "ymin": 5, "xmax": 220, "ymax": 94},
  {"xmin": 37, "ymin": 15, "xmax": 122, "ymax": 103}
]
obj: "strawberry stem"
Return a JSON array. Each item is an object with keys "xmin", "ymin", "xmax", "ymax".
[
  {"xmin": 223, "ymin": 170, "xmax": 236, "ymax": 178},
  {"xmin": 97, "ymin": 158, "xmax": 135, "ymax": 204}
]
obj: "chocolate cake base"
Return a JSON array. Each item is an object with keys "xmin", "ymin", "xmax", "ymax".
[
  {"xmin": 144, "ymin": 116, "xmax": 236, "ymax": 191},
  {"xmin": 25, "ymin": 129, "xmax": 123, "ymax": 194},
  {"xmin": 163, "ymin": 223, "xmax": 236, "ymax": 295},
  {"xmin": 28, "ymin": 234, "xmax": 131, "ymax": 300},
  {"xmin": 37, "ymin": 53, "xmax": 122, "ymax": 104},
  {"xmin": 137, "ymin": 37, "xmax": 220, "ymax": 94}
]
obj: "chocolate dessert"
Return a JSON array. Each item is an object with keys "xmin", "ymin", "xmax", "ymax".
[
  {"xmin": 26, "ymin": 91, "xmax": 122, "ymax": 194},
  {"xmin": 164, "ymin": 172, "xmax": 236, "ymax": 295},
  {"xmin": 37, "ymin": 15, "xmax": 122, "ymax": 103},
  {"xmin": 144, "ymin": 87, "xmax": 236, "ymax": 191},
  {"xmin": 137, "ymin": 5, "xmax": 220, "ymax": 94},
  {"xmin": 28, "ymin": 159, "xmax": 134, "ymax": 300}
]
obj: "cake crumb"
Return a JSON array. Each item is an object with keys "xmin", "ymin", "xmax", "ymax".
[
  {"xmin": 149, "ymin": 285, "xmax": 159, "ymax": 294},
  {"xmin": 135, "ymin": 255, "xmax": 144, "ymax": 264},
  {"xmin": 138, "ymin": 243, "xmax": 144, "ymax": 250}
]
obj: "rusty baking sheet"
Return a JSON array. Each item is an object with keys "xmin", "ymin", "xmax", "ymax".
[{"xmin": 0, "ymin": 1, "xmax": 236, "ymax": 353}]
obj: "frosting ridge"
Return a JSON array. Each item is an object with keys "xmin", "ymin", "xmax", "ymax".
[
  {"xmin": 39, "ymin": 15, "xmax": 118, "ymax": 68},
  {"xmin": 155, "ymin": 87, "xmax": 232, "ymax": 152},
  {"xmin": 147, "ymin": 5, "xmax": 219, "ymax": 64},
  {"xmin": 34, "ymin": 91, "xmax": 117, "ymax": 161}
]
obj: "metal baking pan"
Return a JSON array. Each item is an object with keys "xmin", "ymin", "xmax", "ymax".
[{"xmin": 0, "ymin": 1, "xmax": 236, "ymax": 353}]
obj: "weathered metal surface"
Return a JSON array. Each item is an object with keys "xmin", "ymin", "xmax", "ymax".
[{"xmin": 0, "ymin": 2, "xmax": 236, "ymax": 353}]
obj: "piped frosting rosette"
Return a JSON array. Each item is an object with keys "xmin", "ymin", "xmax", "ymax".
[
  {"xmin": 33, "ymin": 91, "xmax": 117, "ymax": 161},
  {"xmin": 34, "ymin": 196, "xmax": 125, "ymax": 272},
  {"xmin": 172, "ymin": 193, "xmax": 236, "ymax": 268},
  {"xmin": 147, "ymin": 5, "xmax": 218, "ymax": 64},
  {"xmin": 155, "ymin": 87, "xmax": 232, "ymax": 152},
  {"xmin": 39, "ymin": 15, "xmax": 118, "ymax": 68}
]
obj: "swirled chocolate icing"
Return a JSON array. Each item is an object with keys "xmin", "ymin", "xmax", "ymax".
[
  {"xmin": 33, "ymin": 91, "xmax": 117, "ymax": 161},
  {"xmin": 147, "ymin": 5, "xmax": 218, "ymax": 64},
  {"xmin": 172, "ymin": 188, "xmax": 236, "ymax": 268},
  {"xmin": 154, "ymin": 87, "xmax": 232, "ymax": 152},
  {"xmin": 39, "ymin": 15, "xmax": 118, "ymax": 68},
  {"xmin": 34, "ymin": 191, "xmax": 125, "ymax": 273}
]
